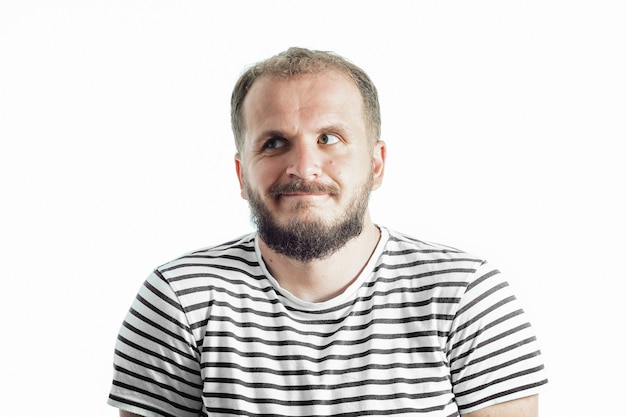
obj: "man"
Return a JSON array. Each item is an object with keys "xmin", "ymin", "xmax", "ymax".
[{"xmin": 109, "ymin": 47, "xmax": 547, "ymax": 416}]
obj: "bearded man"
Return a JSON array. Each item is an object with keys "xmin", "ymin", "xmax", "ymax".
[{"xmin": 109, "ymin": 47, "xmax": 547, "ymax": 417}]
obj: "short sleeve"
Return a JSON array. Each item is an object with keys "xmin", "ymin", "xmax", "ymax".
[
  {"xmin": 108, "ymin": 271, "xmax": 204, "ymax": 417},
  {"xmin": 446, "ymin": 261, "xmax": 548, "ymax": 414}
]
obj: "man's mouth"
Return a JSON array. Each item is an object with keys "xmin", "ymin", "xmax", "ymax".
[{"xmin": 269, "ymin": 181, "xmax": 340, "ymax": 198}]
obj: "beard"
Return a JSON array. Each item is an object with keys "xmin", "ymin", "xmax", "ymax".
[{"xmin": 244, "ymin": 176, "xmax": 373, "ymax": 263}]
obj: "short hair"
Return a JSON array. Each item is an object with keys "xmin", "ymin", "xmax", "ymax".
[{"xmin": 231, "ymin": 47, "xmax": 381, "ymax": 153}]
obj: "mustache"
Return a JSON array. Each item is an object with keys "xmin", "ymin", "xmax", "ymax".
[{"xmin": 268, "ymin": 181, "xmax": 340, "ymax": 197}]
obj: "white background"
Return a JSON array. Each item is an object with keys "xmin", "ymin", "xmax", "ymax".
[{"xmin": 1, "ymin": 1, "xmax": 624, "ymax": 415}]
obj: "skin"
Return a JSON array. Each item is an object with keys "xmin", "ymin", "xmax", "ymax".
[
  {"xmin": 462, "ymin": 395, "xmax": 538, "ymax": 417},
  {"xmin": 118, "ymin": 70, "xmax": 538, "ymax": 417}
]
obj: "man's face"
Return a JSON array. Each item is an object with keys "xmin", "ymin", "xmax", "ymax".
[{"xmin": 235, "ymin": 70, "xmax": 385, "ymax": 262}]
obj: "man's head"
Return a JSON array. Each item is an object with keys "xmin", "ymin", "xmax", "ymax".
[
  {"xmin": 231, "ymin": 47, "xmax": 381, "ymax": 153},
  {"xmin": 232, "ymin": 48, "xmax": 385, "ymax": 263}
]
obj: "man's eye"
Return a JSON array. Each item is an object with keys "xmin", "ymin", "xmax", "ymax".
[
  {"xmin": 319, "ymin": 133, "xmax": 340, "ymax": 145},
  {"xmin": 264, "ymin": 138, "xmax": 286, "ymax": 149}
]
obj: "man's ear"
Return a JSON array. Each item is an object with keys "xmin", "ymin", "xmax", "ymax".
[
  {"xmin": 371, "ymin": 140, "xmax": 386, "ymax": 191},
  {"xmin": 234, "ymin": 153, "xmax": 247, "ymax": 200}
]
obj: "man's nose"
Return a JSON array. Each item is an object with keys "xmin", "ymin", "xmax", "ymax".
[{"xmin": 285, "ymin": 142, "xmax": 322, "ymax": 180}]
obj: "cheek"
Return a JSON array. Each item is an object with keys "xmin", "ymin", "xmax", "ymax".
[
  {"xmin": 324, "ymin": 159, "xmax": 345, "ymax": 183},
  {"xmin": 247, "ymin": 161, "xmax": 282, "ymax": 191},
  {"xmin": 328, "ymin": 154, "xmax": 369, "ymax": 180}
]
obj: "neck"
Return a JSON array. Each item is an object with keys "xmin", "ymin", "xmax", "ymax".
[{"xmin": 258, "ymin": 216, "xmax": 381, "ymax": 303}]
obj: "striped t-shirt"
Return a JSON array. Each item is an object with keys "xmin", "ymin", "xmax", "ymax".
[{"xmin": 108, "ymin": 227, "xmax": 547, "ymax": 417}]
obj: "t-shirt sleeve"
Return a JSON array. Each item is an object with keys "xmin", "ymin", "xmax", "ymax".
[
  {"xmin": 446, "ymin": 261, "xmax": 548, "ymax": 414},
  {"xmin": 108, "ymin": 271, "xmax": 204, "ymax": 417}
]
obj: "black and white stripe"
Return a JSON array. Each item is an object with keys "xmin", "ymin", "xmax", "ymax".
[{"xmin": 109, "ymin": 228, "xmax": 547, "ymax": 416}]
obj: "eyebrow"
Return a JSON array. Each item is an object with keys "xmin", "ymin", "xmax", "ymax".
[
  {"xmin": 320, "ymin": 123, "xmax": 352, "ymax": 136},
  {"xmin": 258, "ymin": 129, "xmax": 288, "ymax": 139}
]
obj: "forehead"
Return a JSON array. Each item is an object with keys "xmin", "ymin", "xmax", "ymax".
[{"xmin": 240, "ymin": 71, "xmax": 366, "ymax": 141}]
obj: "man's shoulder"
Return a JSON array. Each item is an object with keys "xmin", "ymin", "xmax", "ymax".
[
  {"xmin": 382, "ymin": 227, "xmax": 484, "ymax": 262},
  {"xmin": 154, "ymin": 232, "xmax": 259, "ymax": 278},
  {"xmin": 379, "ymin": 227, "xmax": 501, "ymax": 294}
]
